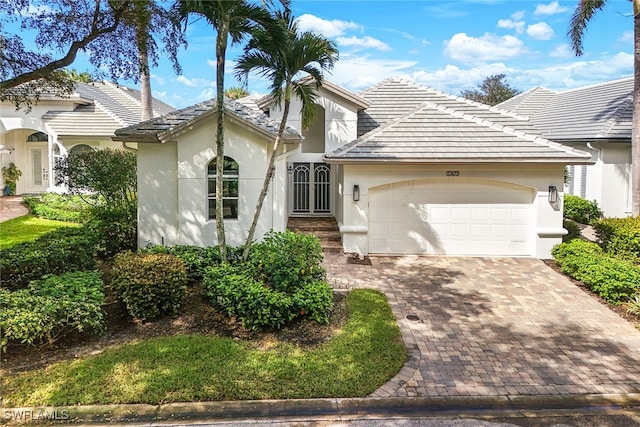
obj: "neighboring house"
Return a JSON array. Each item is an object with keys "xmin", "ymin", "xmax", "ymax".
[
  {"xmin": 0, "ymin": 81, "xmax": 174, "ymax": 194},
  {"xmin": 498, "ymin": 77, "xmax": 633, "ymax": 218},
  {"xmin": 115, "ymin": 79, "xmax": 592, "ymax": 258}
]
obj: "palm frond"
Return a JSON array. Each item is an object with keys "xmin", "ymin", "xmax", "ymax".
[{"xmin": 568, "ymin": 0, "xmax": 607, "ymax": 56}]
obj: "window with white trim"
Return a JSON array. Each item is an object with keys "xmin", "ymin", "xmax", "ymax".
[{"xmin": 208, "ymin": 156, "xmax": 239, "ymax": 219}]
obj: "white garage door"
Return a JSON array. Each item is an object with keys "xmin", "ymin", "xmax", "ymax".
[{"xmin": 369, "ymin": 179, "xmax": 534, "ymax": 256}]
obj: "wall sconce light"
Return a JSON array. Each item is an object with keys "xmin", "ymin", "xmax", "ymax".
[
  {"xmin": 548, "ymin": 185, "xmax": 558, "ymax": 204},
  {"xmin": 287, "ymin": 163, "xmax": 293, "ymax": 174},
  {"xmin": 353, "ymin": 184, "xmax": 360, "ymax": 202}
]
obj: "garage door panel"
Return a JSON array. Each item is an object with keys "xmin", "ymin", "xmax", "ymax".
[{"xmin": 369, "ymin": 180, "xmax": 532, "ymax": 256}]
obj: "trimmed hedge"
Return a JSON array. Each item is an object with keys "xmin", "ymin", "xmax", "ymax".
[
  {"xmin": 203, "ymin": 231, "xmax": 333, "ymax": 331},
  {"xmin": 0, "ymin": 271, "xmax": 105, "ymax": 350},
  {"xmin": 563, "ymin": 195, "xmax": 602, "ymax": 225},
  {"xmin": 552, "ymin": 239, "xmax": 640, "ymax": 304},
  {"xmin": 111, "ymin": 252, "xmax": 188, "ymax": 321},
  {"xmin": 593, "ymin": 216, "xmax": 640, "ymax": 264},
  {"xmin": 0, "ymin": 227, "xmax": 97, "ymax": 290}
]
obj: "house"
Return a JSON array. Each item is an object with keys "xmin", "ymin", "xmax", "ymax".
[
  {"xmin": 0, "ymin": 81, "xmax": 174, "ymax": 194},
  {"xmin": 498, "ymin": 77, "xmax": 633, "ymax": 218},
  {"xmin": 114, "ymin": 79, "xmax": 592, "ymax": 258}
]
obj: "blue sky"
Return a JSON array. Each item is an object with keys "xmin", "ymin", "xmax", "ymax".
[{"xmin": 19, "ymin": 0, "xmax": 637, "ymax": 109}]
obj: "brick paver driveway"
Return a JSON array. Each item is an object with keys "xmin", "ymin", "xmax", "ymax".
[{"xmin": 323, "ymin": 254, "xmax": 640, "ymax": 398}]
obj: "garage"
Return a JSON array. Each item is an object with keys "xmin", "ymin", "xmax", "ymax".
[{"xmin": 368, "ymin": 178, "xmax": 535, "ymax": 256}]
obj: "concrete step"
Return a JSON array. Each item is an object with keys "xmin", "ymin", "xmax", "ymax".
[{"xmin": 287, "ymin": 217, "xmax": 342, "ymax": 253}]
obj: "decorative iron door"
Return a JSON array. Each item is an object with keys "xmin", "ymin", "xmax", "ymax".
[{"xmin": 291, "ymin": 163, "xmax": 331, "ymax": 215}]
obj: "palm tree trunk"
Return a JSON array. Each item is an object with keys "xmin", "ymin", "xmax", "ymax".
[
  {"xmin": 242, "ymin": 96, "xmax": 291, "ymax": 261},
  {"xmin": 633, "ymin": 2, "xmax": 640, "ymax": 216},
  {"xmin": 215, "ymin": 22, "xmax": 229, "ymax": 262}
]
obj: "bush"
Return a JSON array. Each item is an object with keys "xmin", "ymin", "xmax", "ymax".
[
  {"xmin": 0, "ymin": 227, "xmax": 97, "ymax": 290},
  {"xmin": 552, "ymin": 239, "xmax": 640, "ymax": 304},
  {"xmin": 203, "ymin": 231, "xmax": 333, "ymax": 331},
  {"xmin": 563, "ymin": 195, "xmax": 602, "ymax": 225},
  {"xmin": 0, "ymin": 271, "xmax": 105, "ymax": 350},
  {"xmin": 140, "ymin": 245, "xmax": 242, "ymax": 283},
  {"xmin": 248, "ymin": 230, "xmax": 326, "ymax": 291},
  {"xmin": 593, "ymin": 216, "xmax": 640, "ymax": 264},
  {"xmin": 562, "ymin": 219, "xmax": 581, "ymax": 242},
  {"xmin": 88, "ymin": 204, "xmax": 137, "ymax": 258},
  {"xmin": 23, "ymin": 193, "xmax": 93, "ymax": 223},
  {"xmin": 111, "ymin": 252, "xmax": 187, "ymax": 321}
]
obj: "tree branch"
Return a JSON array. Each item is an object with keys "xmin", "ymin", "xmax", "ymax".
[{"xmin": 0, "ymin": 1, "xmax": 131, "ymax": 92}]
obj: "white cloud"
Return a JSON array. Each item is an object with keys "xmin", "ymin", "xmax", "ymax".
[
  {"xmin": 150, "ymin": 74, "xmax": 165, "ymax": 85},
  {"xmin": 549, "ymin": 44, "xmax": 573, "ymax": 58},
  {"xmin": 336, "ymin": 36, "xmax": 391, "ymax": 51},
  {"xmin": 444, "ymin": 33, "xmax": 526, "ymax": 63},
  {"xmin": 329, "ymin": 55, "xmax": 417, "ymax": 89},
  {"xmin": 409, "ymin": 63, "xmax": 515, "ymax": 95},
  {"xmin": 422, "ymin": 39, "xmax": 432, "ymax": 46},
  {"xmin": 534, "ymin": 1, "xmax": 569, "ymax": 15},
  {"xmin": 527, "ymin": 22, "xmax": 554, "ymax": 40},
  {"xmin": 511, "ymin": 10, "xmax": 526, "ymax": 21},
  {"xmin": 296, "ymin": 14, "xmax": 360, "ymax": 38},
  {"xmin": 196, "ymin": 88, "xmax": 216, "ymax": 101},
  {"xmin": 497, "ymin": 19, "xmax": 525, "ymax": 34},
  {"xmin": 620, "ymin": 31, "xmax": 634, "ymax": 44},
  {"xmin": 177, "ymin": 75, "xmax": 214, "ymax": 88}
]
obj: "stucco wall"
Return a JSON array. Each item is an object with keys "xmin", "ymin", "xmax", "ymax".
[
  {"xmin": 137, "ymin": 119, "xmax": 285, "ymax": 249},
  {"xmin": 338, "ymin": 163, "xmax": 566, "ymax": 258}
]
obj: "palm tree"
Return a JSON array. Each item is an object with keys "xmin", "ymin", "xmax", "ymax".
[
  {"xmin": 235, "ymin": 10, "xmax": 339, "ymax": 260},
  {"xmin": 178, "ymin": 0, "xmax": 284, "ymax": 262},
  {"xmin": 568, "ymin": 0, "xmax": 640, "ymax": 216}
]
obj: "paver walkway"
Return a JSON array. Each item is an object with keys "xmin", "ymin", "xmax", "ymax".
[
  {"xmin": 0, "ymin": 196, "xmax": 28, "ymax": 222},
  {"xmin": 323, "ymin": 253, "xmax": 640, "ymax": 398}
]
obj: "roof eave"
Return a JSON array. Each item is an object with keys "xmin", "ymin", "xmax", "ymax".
[{"xmin": 323, "ymin": 156, "xmax": 595, "ymax": 165}]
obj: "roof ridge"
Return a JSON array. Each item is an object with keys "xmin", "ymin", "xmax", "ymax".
[
  {"xmin": 427, "ymin": 101, "xmax": 590, "ymax": 159},
  {"xmin": 596, "ymin": 93, "xmax": 634, "ymax": 138},
  {"xmin": 91, "ymin": 98, "xmax": 129, "ymax": 127},
  {"xmin": 101, "ymin": 81, "xmax": 146, "ymax": 116},
  {"xmin": 394, "ymin": 78, "xmax": 532, "ymax": 121},
  {"xmin": 558, "ymin": 75, "xmax": 633, "ymax": 95}
]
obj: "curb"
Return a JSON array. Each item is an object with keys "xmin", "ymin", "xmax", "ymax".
[{"xmin": 4, "ymin": 393, "xmax": 640, "ymax": 424}]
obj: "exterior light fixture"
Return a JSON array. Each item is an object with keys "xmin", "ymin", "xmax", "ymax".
[
  {"xmin": 548, "ymin": 185, "xmax": 558, "ymax": 204},
  {"xmin": 353, "ymin": 184, "xmax": 360, "ymax": 202},
  {"xmin": 287, "ymin": 163, "xmax": 293, "ymax": 174}
]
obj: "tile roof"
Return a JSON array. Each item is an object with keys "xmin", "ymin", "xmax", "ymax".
[
  {"xmin": 497, "ymin": 76, "xmax": 633, "ymax": 141},
  {"xmin": 41, "ymin": 81, "xmax": 176, "ymax": 137},
  {"xmin": 326, "ymin": 79, "xmax": 592, "ymax": 164},
  {"xmin": 113, "ymin": 97, "xmax": 302, "ymax": 143}
]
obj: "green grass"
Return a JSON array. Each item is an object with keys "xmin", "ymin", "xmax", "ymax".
[
  {"xmin": 2, "ymin": 289, "xmax": 406, "ymax": 406},
  {"xmin": 0, "ymin": 215, "xmax": 79, "ymax": 250}
]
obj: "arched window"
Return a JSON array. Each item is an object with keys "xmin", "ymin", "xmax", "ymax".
[
  {"xmin": 27, "ymin": 131, "xmax": 48, "ymax": 142},
  {"xmin": 208, "ymin": 156, "xmax": 239, "ymax": 219},
  {"xmin": 70, "ymin": 144, "xmax": 94, "ymax": 154}
]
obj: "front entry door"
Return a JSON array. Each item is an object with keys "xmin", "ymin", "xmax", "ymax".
[
  {"xmin": 291, "ymin": 163, "xmax": 331, "ymax": 215},
  {"xmin": 27, "ymin": 145, "xmax": 48, "ymax": 193}
]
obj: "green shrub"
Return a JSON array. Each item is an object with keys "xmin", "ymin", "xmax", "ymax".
[
  {"xmin": 552, "ymin": 239, "xmax": 640, "ymax": 304},
  {"xmin": 23, "ymin": 193, "xmax": 93, "ymax": 223},
  {"xmin": 204, "ymin": 264, "xmax": 295, "ymax": 331},
  {"xmin": 111, "ymin": 252, "xmax": 187, "ymax": 321},
  {"xmin": 248, "ymin": 230, "xmax": 326, "ymax": 291},
  {"xmin": 87, "ymin": 204, "xmax": 137, "ymax": 258},
  {"xmin": 593, "ymin": 216, "xmax": 640, "ymax": 264},
  {"xmin": 562, "ymin": 219, "xmax": 581, "ymax": 242},
  {"xmin": 0, "ymin": 227, "xmax": 97, "ymax": 290},
  {"xmin": 0, "ymin": 271, "xmax": 105, "ymax": 350},
  {"xmin": 203, "ymin": 231, "xmax": 333, "ymax": 331},
  {"xmin": 140, "ymin": 245, "xmax": 242, "ymax": 283},
  {"xmin": 563, "ymin": 195, "xmax": 602, "ymax": 225}
]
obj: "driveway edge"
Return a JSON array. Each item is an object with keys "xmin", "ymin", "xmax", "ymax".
[{"xmin": 4, "ymin": 394, "xmax": 640, "ymax": 424}]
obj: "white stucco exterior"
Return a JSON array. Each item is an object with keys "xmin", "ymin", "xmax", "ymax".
[{"xmin": 136, "ymin": 117, "xmax": 296, "ymax": 248}]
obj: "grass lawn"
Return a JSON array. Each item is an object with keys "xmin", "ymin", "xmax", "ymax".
[
  {"xmin": 2, "ymin": 289, "xmax": 406, "ymax": 406},
  {"xmin": 0, "ymin": 215, "xmax": 79, "ymax": 250}
]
